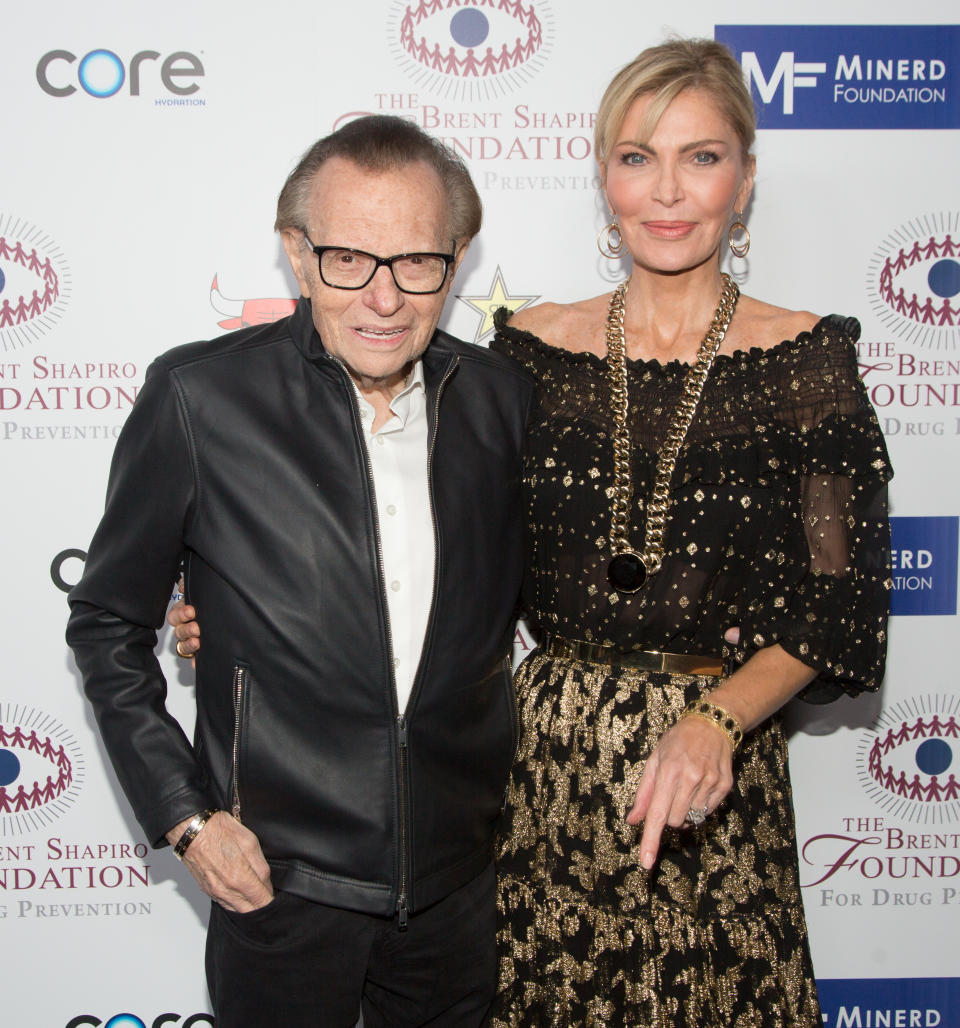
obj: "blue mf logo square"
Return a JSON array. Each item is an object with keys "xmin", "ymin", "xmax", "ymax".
[
  {"xmin": 714, "ymin": 25, "xmax": 960, "ymax": 130},
  {"xmin": 889, "ymin": 516, "xmax": 959, "ymax": 616}
]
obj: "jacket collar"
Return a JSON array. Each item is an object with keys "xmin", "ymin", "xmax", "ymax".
[{"xmin": 288, "ymin": 296, "xmax": 459, "ymax": 404}]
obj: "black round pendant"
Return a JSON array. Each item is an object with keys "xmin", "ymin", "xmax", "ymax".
[{"xmin": 607, "ymin": 551, "xmax": 647, "ymax": 593}]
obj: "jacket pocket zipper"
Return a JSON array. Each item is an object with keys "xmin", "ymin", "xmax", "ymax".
[{"xmin": 231, "ymin": 664, "xmax": 247, "ymax": 821}]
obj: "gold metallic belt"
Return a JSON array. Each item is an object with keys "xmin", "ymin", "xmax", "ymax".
[{"xmin": 540, "ymin": 633, "xmax": 723, "ymax": 676}]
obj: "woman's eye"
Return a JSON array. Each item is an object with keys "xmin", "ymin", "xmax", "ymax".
[
  {"xmin": 620, "ymin": 151, "xmax": 647, "ymax": 166},
  {"xmin": 693, "ymin": 150, "xmax": 720, "ymax": 165}
]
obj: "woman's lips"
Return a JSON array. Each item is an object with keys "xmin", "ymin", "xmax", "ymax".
[{"xmin": 643, "ymin": 221, "xmax": 697, "ymax": 239}]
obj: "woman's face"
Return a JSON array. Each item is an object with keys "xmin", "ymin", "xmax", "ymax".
[{"xmin": 603, "ymin": 88, "xmax": 754, "ymax": 276}]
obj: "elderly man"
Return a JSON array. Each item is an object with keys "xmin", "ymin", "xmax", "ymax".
[{"xmin": 66, "ymin": 115, "xmax": 532, "ymax": 1027}]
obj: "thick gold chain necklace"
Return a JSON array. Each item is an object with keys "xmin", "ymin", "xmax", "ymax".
[{"xmin": 606, "ymin": 272, "xmax": 740, "ymax": 593}]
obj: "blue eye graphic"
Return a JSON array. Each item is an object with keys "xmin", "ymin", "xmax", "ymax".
[
  {"xmin": 0, "ymin": 704, "xmax": 84, "ymax": 836},
  {"xmin": 857, "ymin": 695, "xmax": 960, "ymax": 822},
  {"xmin": 868, "ymin": 212, "xmax": 960, "ymax": 349},
  {"xmin": 388, "ymin": 0, "xmax": 554, "ymax": 101}
]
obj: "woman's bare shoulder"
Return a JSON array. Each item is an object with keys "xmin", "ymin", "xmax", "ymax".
[
  {"xmin": 730, "ymin": 295, "xmax": 821, "ymax": 352},
  {"xmin": 506, "ymin": 294, "xmax": 610, "ymax": 353}
]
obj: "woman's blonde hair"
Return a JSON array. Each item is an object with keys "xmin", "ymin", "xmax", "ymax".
[{"xmin": 594, "ymin": 39, "xmax": 756, "ymax": 167}]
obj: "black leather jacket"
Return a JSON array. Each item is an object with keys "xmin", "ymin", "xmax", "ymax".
[{"xmin": 67, "ymin": 298, "xmax": 533, "ymax": 917}]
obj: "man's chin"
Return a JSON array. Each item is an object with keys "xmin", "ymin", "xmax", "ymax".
[{"xmin": 344, "ymin": 359, "xmax": 414, "ymax": 397}]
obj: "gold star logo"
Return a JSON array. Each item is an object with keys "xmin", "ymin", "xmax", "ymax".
[{"xmin": 456, "ymin": 267, "xmax": 539, "ymax": 344}]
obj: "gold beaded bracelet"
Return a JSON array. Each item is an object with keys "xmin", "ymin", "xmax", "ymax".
[
  {"xmin": 681, "ymin": 698, "xmax": 744, "ymax": 754},
  {"xmin": 173, "ymin": 809, "xmax": 218, "ymax": 861}
]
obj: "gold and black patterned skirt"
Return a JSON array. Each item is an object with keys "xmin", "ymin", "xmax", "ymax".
[{"xmin": 492, "ymin": 652, "xmax": 822, "ymax": 1028}]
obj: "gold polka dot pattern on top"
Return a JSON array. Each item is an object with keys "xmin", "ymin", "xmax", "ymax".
[{"xmin": 491, "ymin": 311, "xmax": 892, "ymax": 702}]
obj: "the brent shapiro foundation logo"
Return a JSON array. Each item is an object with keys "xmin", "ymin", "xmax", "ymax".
[
  {"xmin": 0, "ymin": 703, "xmax": 84, "ymax": 834},
  {"xmin": 0, "ymin": 214, "xmax": 71, "ymax": 353},
  {"xmin": 867, "ymin": 212, "xmax": 960, "ymax": 351},
  {"xmin": 857, "ymin": 694, "xmax": 960, "ymax": 825},
  {"xmin": 388, "ymin": 0, "xmax": 554, "ymax": 101}
]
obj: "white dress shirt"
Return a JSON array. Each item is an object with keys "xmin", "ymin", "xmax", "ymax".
[{"xmin": 353, "ymin": 362, "xmax": 434, "ymax": 713}]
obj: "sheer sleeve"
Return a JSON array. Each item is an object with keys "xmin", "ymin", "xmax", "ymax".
[{"xmin": 765, "ymin": 317, "xmax": 892, "ymax": 702}]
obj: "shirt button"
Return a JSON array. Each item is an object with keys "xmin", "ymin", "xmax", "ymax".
[
  {"xmin": 391, "ymin": 580, "xmax": 401, "ymax": 592},
  {"xmin": 376, "ymin": 435, "xmax": 386, "ymax": 446},
  {"xmin": 386, "ymin": 504, "xmax": 397, "ymax": 516},
  {"xmin": 393, "ymin": 657, "xmax": 400, "ymax": 669}
]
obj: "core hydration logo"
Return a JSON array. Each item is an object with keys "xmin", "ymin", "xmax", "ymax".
[
  {"xmin": 0, "ymin": 703, "xmax": 84, "ymax": 835},
  {"xmin": 0, "ymin": 214, "xmax": 71, "ymax": 352},
  {"xmin": 889, "ymin": 516, "xmax": 959, "ymax": 616},
  {"xmin": 36, "ymin": 48, "xmax": 204, "ymax": 101},
  {"xmin": 867, "ymin": 212, "xmax": 960, "ymax": 351},
  {"xmin": 65, "ymin": 1015, "xmax": 214, "ymax": 1028},
  {"xmin": 714, "ymin": 25, "xmax": 959, "ymax": 129},
  {"xmin": 388, "ymin": 0, "xmax": 554, "ymax": 101},
  {"xmin": 857, "ymin": 694, "xmax": 960, "ymax": 825}
]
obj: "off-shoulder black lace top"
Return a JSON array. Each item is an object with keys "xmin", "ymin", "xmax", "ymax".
[{"xmin": 492, "ymin": 311, "xmax": 893, "ymax": 702}]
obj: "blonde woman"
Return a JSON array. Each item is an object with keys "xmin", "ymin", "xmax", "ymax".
[{"xmin": 489, "ymin": 39, "xmax": 890, "ymax": 1027}]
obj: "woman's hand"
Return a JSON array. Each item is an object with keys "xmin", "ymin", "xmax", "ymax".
[
  {"xmin": 626, "ymin": 715, "xmax": 734, "ymax": 870},
  {"xmin": 626, "ymin": 642, "xmax": 817, "ymax": 870}
]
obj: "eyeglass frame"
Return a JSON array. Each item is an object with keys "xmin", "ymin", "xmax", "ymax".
[{"xmin": 301, "ymin": 230, "xmax": 456, "ymax": 295}]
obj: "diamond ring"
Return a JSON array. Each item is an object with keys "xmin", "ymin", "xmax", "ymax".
[{"xmin": 686, "ymin": 806, "xmax": 708, "ymax": 826}]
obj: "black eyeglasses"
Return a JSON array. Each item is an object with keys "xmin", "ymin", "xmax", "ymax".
[{"xmin": 302, "ymin": 231, "xmax": 455, "ymax": 295}]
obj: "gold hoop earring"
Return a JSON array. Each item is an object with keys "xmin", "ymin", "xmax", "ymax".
[
  {"xmin": 728, "ymin": 215, "xmax": 750, "ymax": 258},
  {"xmin": 597, "ymin": 221, "xmax": 624, "ymax": 259}
]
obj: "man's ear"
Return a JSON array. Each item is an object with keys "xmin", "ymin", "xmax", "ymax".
[
  {"xmin": 450, "ymin": 239, "xmax": 470, "ymax": 278},
  {"xmin": 281, "ymin": 229, "xmax": 311, "ymax": 298}
]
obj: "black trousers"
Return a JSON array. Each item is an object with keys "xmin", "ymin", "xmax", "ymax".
[{"xmin": 206, "ymin": 862, "xmax": 496, "ymax": 1028}]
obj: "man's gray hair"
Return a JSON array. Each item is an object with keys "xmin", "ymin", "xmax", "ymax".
[{"xmin": 275, "ymin": 115, "xmax": 482, "ymax": 244}]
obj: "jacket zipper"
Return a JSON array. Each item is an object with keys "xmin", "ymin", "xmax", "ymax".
[
  {"xmin": 396, "ymin": 714, "xmax": 409, "ymax": 929},
  {"xmin": 231, "ymin": 665, "xmax": 246, "ymax": 821},
  {"xmin": 329, "ymin": 354, "xmax": 421, "ymax": 930},
  {"xmin": 392, "ymin": 355, "xmax": 459, "ymax": 930}
]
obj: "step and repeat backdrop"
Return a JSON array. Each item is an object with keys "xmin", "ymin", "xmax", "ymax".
[{"xmin": 3, "ymin": 1, "xmax": 958, "ymax": 1025}]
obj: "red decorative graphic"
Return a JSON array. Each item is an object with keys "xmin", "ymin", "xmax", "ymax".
[{"xmin": 209, "ymin": 275, "xmax": 296, "ymax": 331}]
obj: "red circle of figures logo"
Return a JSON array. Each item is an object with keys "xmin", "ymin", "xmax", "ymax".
[
  {"xmin": 867, "ymin": 212, "xmax": 960, "ymax": 350},
  {"xmin": 388, "ymin": 0, "xmax": 554, "ymax": 101},
  {"xmin": 0, "ymin": 703, "xmax": 85, "ymax": 834},
  {"xmin": 0, "ymin": 214, "xmax": 72, "ymax": 352},
  {"xmin": 857, "ymin": 695, "xmax": 960, "ymax": 825}
]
